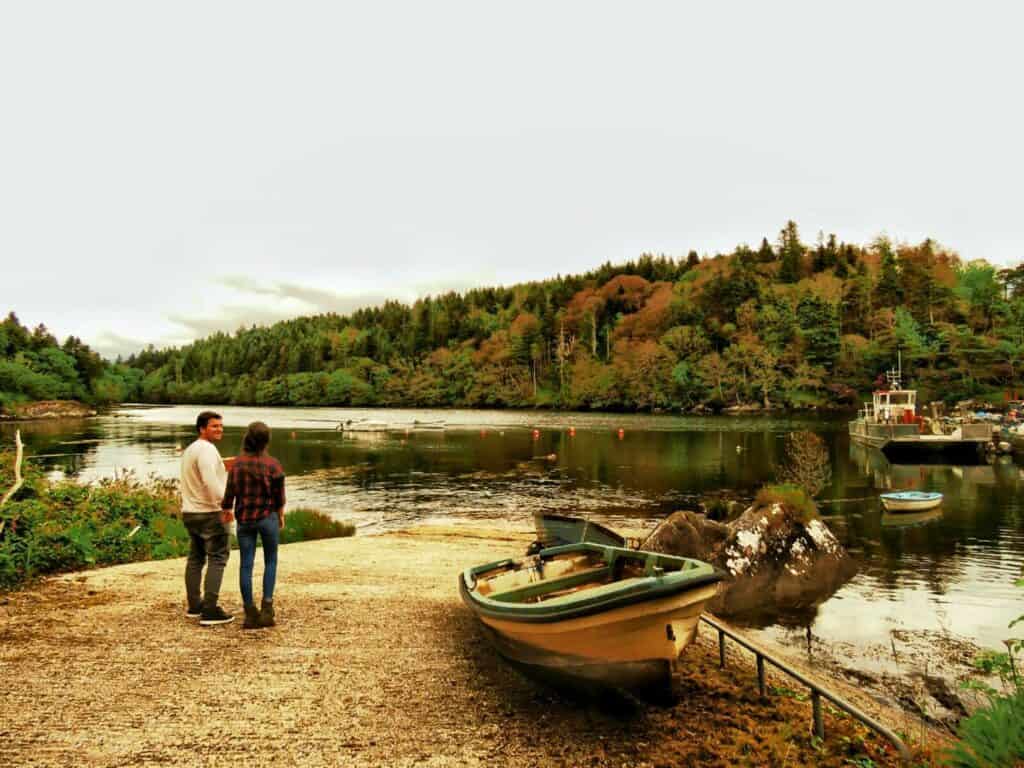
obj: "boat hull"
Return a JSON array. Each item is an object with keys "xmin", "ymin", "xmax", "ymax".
[
  {"xmin": 849, "ymin": 420, "xmax": 988, "ymax": 460},
  {"xmin": 879, "ymin": 497, "xmax": 942, "ymax": 512},
  {"xmin": 463, "ymin": 576, "xmax": 718, "ymax": 700}
]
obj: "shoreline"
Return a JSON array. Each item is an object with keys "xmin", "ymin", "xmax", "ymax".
[
  {"xmin": 7, "ymin": 399, "xmax": 861, "ymax": 420},
  {"xmin": 0, "ymin": 524, "xmax": 942, "ymax": 766}
]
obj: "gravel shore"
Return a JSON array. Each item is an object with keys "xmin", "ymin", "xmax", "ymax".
[{"xmin": 0, "ymin": 524, "xmax": 937, "ymax": 767}]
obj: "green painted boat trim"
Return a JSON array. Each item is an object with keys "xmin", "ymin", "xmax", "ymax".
[{"xmin": 460, "ymin": 542, "xmax": 726, "ymax": 625}]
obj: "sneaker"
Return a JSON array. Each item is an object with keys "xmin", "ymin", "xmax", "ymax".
[
  {"xmin": 186, "ymin": 606, "xmax": 202, "ymax": 619},
  {"xmin": 258, "ymin": 599, "xmax": 276, "ymax": 628},
  {"xmin": 242, "ymin": 604, "xmax": 261, "ymax": 630},
  {"xmin": 199, "ymin": 605, "xmax": 234, "ymax": 626}
]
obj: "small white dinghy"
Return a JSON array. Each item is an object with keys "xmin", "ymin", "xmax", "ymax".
[{"xmin": 879, "ymin": 491, "xmax": 943, "ymax": 513}]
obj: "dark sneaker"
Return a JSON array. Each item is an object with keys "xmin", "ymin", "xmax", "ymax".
[
  {"xmin": 199, "ymin": 605, "xmax": 234, "ymax": 626},
  {"xmin": 259, "ymin": 599, "xmax": 276, "ymax": 628},
  {"xmin": 243, "ymin": 604, "xmax": 261, "ymax": 630},
  {"xmin": 186, "ymin": 605, "xmax": 202, "ymax": 619}
]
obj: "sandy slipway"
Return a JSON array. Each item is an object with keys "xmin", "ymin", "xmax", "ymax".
[{"xmin": 0, "ymin": 526, "xmax": 939, "ymax": 767}]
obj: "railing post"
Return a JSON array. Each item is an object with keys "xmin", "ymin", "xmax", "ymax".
[
  {"xmin": 757, "ymin": 654, "xmax": 765, "ymax": 697},
  {"xmin": 812, "ymin": 690, "xmax": 824, "ymax": 739},
  {"xmin": 718, "ymin": 629, "xmax": 726, "ymax": 668}
]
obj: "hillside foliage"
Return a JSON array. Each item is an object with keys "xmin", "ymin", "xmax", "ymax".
[{"xmin": 5, "ymin": 222, "xmax": 1024, "ymax": 412}]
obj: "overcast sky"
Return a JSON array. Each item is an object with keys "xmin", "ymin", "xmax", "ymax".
[{"xmin": 2, "ymin": 1, "xmax": 1022, "ymax": 359}]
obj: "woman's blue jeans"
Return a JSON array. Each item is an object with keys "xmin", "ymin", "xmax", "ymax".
[{"xmin": 237, "ymin": 515, "xmax": 279, "ymax": 607}]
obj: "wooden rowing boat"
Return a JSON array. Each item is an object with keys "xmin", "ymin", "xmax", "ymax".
[
  {"xmin": 460, "ymin": 542, "xmax": 725, "ymax": 701},
  {"xmin": 530, "ymin": 512, "xmax": 626, "ymax": 550}
]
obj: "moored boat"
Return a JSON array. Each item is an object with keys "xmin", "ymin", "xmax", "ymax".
[
  {"xmin": 339, "ymin": 419, "xmax": 390, "ymax": 433},
  {"xmin": 460, "ymin": 542, "xmax": 725, "ymax": 700},
  {"xmin": 879, "ymin": 491, "xmax": 943, "ymax": 513},
  {"xmin": 530, "ymin": 512, "xmax": 626, "ymax": 551},
  {"xmin": 848, "ymin": 357, "xmax": 991, "ymax": 459}
]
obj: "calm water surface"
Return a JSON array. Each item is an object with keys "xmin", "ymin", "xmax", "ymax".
[{"xmin": 4, "ymin": 405, "xmax": 1022, "ymax": 663}]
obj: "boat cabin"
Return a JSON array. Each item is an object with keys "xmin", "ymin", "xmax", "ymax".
[{"xmin": 862, "ymin": 388, "xmax": 918, "ymax": 425}]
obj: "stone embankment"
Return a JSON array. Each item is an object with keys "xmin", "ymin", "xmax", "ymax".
[{"xmin": 0, "ymin": 525, "xmax": 936, "ymax": 767}]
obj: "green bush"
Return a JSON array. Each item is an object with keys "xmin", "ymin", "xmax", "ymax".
[
  {"xmin": 279, "ymin": 508, "xmax": 355, "ymax": 544},
  {"xmin": 0, "ymin": 454, "xmax": 188, "ymax": 590},
  {"xmin": 944, "ymin": 691, "xmax": 1024, "ymax": 767},
  {"xmin": 944, "ymin": 577, "xmax": 1024, "ymax": 767}
]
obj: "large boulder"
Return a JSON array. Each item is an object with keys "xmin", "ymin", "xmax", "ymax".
[{"xmin": 647, "ymin": 500, "xmax": 857, "ymax": 620}]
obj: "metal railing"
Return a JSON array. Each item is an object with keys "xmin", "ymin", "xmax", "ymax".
[{"xmin": 700, "ymin": 615, "xmax": 911, "ymax": 765}]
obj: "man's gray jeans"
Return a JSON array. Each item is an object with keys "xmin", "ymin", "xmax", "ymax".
[{"xmin": 184, "ymin": 512, "xmax": 230, "ymax": 609}]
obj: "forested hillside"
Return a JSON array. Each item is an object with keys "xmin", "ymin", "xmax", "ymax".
[
  {"xmin": 0, "ymin": 314, "xmax": 139, "ymax": 409},
  {"xmin": 6, "ymin": 222, "xmax": 1024, "ymax": 413}
]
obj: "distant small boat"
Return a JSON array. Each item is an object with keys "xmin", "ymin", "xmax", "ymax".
[
  {"xmin": 339, "ymin": 419, "xmax": 390, "ymax": 433},
  {"xmin": 879, "ymin": 491, "xmax": 943, "ymax": 513},
  {"xmin": 460, "ymin": 542, "xmax": 725, "ymax": 701},
  {"xmin": 411, "ymin": 419, "xmax": 446, "ymax": 430}
]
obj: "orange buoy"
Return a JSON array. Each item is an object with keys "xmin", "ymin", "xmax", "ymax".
[
  {"xmin": 569, "ymin": 427, "xmax": 576, "ymax": 437},
  {"xmin": 291, "ymin": 431, "xmax": 297, "ymax": 439},
  {"xmin": 532, "ymin": 429, "xmax": 540, "ymax": 440},
  {"xmin": 617, "ymin": 428, "xmax": 625, "ymax": 440}
]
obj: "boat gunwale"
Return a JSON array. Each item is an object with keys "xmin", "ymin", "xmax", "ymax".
[{"xmin": 460, "ymin": 543, "xmax": 726, "ymax": 625}]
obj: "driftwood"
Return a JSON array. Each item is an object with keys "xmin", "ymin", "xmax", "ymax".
[{"xmin": 0, "ymin": 429, "xmax": 25, "ymax": 534}]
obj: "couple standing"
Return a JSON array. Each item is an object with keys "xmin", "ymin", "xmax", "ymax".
[{"xmin": 180, "ymin": 411, "xmax": 286, "ymax": 628}]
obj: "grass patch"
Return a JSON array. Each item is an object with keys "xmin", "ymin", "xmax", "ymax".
[
  {"xmin": 755, "ymin": 483, "xmax": 819, "ymax": 523},
  {"xmin": 279, "ymin": 508, "xmax": 355, "ymax": 544}
]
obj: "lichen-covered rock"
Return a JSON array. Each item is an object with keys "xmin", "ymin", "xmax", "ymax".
[{"xmin": 648, "ymin": 502, "xmax": 857, "ymax": 620}]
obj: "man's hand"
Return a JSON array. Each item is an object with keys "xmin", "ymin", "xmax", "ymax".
[
  {"xmin": 277, "ymin": 512, "xmax": 285, "ymax": 529},
  {"xmin": 221, "ymin": 509, "xmax": 235, "ymax": 525}
]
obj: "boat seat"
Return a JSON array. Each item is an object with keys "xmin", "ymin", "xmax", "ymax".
[
  {"xmin": 486, "ymin": 565, "xmax": 611, "ymax": 603},
  {"xmin": 476, "ymin": 555, "xmax": 592, "ymax": 597},
  {"xmin": 538, "ymin": 576, "xmax": 649, "ymax": 607}
]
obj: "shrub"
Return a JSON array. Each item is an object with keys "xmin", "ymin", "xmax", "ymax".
[
  {"xmin": 945, "ymin": 576, "xmax": 1024, "ymax": 767},
  {"xmin": 280, "ymin": 508, "xmax": 356, "ymax": 544},
  {"xmin": 0, "ymin": 456, "xmax": 188, "ymax": 590}
]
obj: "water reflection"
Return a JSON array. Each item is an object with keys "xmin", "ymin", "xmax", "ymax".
[
  {"xmin": 880, "ymin": 509, "xmax": 944, "ymax": 529},
  {"xmin": 3, "ymin": 406, "xmax": 1022, "ymax": 651}
]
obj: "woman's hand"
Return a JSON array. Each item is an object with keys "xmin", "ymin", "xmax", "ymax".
[
  {"xmin": 277, "ymin": 512, "xmax": 285, "ymax": 529},
  {"xmin": 221, "ymin": 509, "xmax": 235, "ymax": 525}
]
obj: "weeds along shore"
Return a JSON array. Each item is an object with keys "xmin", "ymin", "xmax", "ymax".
[{"xmin": 0, "ymin": 447, "xmax": 352, "ymax": 591}]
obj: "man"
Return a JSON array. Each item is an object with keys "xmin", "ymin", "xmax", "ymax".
[{"xmin": 180, "ymin": 411, "xmax": 234, "ymax": 626}]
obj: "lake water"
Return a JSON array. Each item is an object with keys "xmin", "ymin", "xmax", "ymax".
[{"xmin": 4, "ymin": 404, "xmax": 1022, "ymax": 668}]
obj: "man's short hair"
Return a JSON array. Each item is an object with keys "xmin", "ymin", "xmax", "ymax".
[
  {"xmin": 242, "ymin": 421, "xmax": 271, "ymax": 454},
  {"xmin": 196, "ymin": 411, "xmax": 222, "ymax": 434}
]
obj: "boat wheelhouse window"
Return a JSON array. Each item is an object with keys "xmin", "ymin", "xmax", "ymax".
[{"xmin": 889, "ymin": 393, "xmax": 910, "ymax": 405}]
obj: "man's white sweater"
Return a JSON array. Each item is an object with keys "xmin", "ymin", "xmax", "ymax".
[{"xmin": 180, "ymin": 439, "xmax": 227, "ymax": 513}]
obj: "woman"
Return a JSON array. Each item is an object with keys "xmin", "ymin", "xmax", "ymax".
[{"xmin": 221, "ymin": 421, "xmax": 286, "ymax": 629}]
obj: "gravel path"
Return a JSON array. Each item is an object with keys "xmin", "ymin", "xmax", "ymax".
[{"xmin": 0, "ymin": 526, "xmax": 933, "ymax": 767}]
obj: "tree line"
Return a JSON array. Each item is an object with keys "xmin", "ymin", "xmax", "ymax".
[{"xmin": 4, "ymin": 222, "xmax": 1024, "ymax": 413}]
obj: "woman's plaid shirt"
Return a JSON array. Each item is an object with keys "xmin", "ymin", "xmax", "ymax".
[{"xmin": 222, "ymin": 454, "xmax": 286, "ymax": 523}]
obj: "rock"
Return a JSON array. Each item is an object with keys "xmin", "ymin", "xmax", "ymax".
[
  {"xmin": 0, "ymin": 400, "xmax": 97, "ymax": 421},
  {"xmin": 648, "ymin": 500, "xmax": 857, "ymax": 620},
  {"xmin": 645, "ymin": 510, "xmax": 728, "ymax": 562}
]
